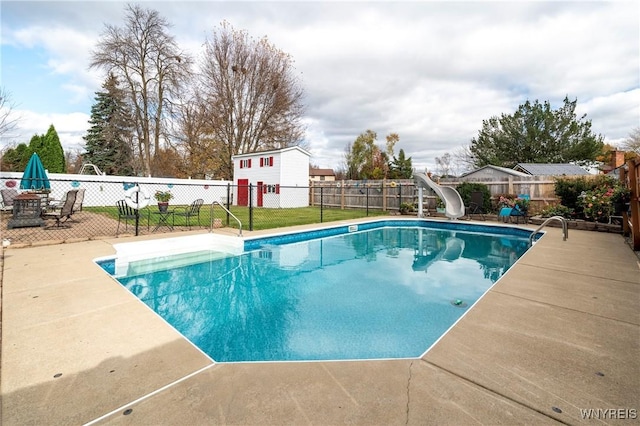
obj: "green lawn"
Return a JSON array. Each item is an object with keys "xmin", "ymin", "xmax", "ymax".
[{"xmin": 87, "ymin": 204, "xmax": 388, "ymax": 231}]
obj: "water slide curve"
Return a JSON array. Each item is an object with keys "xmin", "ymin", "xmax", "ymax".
[{"xmin": 413, "ymin": 173, "xmax": 465, "ymax": 220}]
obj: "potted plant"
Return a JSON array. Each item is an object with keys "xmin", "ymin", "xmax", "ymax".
[
  {"xmin": 154, "ymin": 190, "xmax": 173, "ymax": 212},
  {"xmin": 399, "ymin": 202, "xmax": 414, "ymax": 215}
]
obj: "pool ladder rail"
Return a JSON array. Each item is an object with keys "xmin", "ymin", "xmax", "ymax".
[
  {"xmin": 528, "ymin": 215, "xmax": 568, "ymax": 246},
  {"xmin": 210, "ymin": 201, "xmax": 243, "ymax": 237}
]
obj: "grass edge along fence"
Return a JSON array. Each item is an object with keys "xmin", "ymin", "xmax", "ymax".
[{"xmin": 3, "ymin": 171, "xmax": 636, "ymax": 247}]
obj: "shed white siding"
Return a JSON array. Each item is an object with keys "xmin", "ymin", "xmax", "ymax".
[
  {"xmin": 279, "ymin": 148, "xmax": 310, "ymax": 208},
  {"xmin": 232, "ymin": 146, "xmax": 310, "ymax": 208}
]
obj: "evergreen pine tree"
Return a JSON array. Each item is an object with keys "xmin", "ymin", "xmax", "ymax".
[
  {"xmin": 27, "ymin": 126, "xmax": 66, "ymax": 173},
  {"xmin": 83, "ymin": 73, "xmax": 134, "ymax": 175},
  {"xmin": 1, "ymin": 143, "xmax": 32, "ymax": 171},
  {"xmin": 389, "ymin": 149, "xmax": 413, "ymax": 179},
  {"xmin": 43, "ymin": 124, "xmax": 66, "ymax": 173}
]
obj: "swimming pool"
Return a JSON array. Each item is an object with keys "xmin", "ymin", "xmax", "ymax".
[{"xmin": 97, "ymin": 219, "xmax": 535, "ymax": 362}]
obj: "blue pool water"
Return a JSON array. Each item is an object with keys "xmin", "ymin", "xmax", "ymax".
[{"xmin": 99, "ymin": 222, "xmax": 532, "ymax": 362}]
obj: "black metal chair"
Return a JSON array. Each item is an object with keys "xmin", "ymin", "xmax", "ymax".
[
  {"xmin": 173, "ymin": 199, "xmax": 204, "ymax": 228},
  {"xmin": 509, "ymin": 205, "xmax": 529, "ymax": 224},
  {"xmin": 116, "ymin": 200, "xmax": 139, "ymax": 234},
  {"xmin": 466, "ymin": 191, "xmax": 486, "ymax": 220},
  {"xmin": 42, "ymin": 190, "xmax": 77, "ymax": 228}
]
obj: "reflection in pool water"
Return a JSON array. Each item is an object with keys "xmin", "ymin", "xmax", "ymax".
[{"xmin": 116, "ymin": 227, "xmax": 529, "ymax": 362}]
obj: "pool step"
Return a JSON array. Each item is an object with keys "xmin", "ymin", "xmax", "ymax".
[{"xmin": 127, "ymin": 250, "xmax": 233, "ymax": 275}]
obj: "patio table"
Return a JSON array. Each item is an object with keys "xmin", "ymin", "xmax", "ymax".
[{"xmin": 149, "ymin": 210, "xmax": 174, "ymax": 232}]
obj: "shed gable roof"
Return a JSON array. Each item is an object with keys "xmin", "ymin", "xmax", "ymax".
[{"xmin": 232, "ymin": 145, "xmax": 311, "ymax": 160}]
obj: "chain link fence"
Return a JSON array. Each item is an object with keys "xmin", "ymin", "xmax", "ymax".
[{"xmin": 2, "ymin": 177, "xmax": 411, "ymax": 247}]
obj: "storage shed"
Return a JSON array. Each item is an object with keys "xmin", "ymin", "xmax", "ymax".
[{"xmin": 232, "ymin": 146, "xmax": 311, "ymax": 208}]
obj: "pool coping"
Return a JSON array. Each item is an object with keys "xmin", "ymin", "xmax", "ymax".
[{"xmin": 2, "ymin": 217, "xmax": 639, "ymax": 425}]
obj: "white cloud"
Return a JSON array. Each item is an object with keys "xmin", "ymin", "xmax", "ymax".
[
  {"xmin": 577, "ymin": 89, "xmax": 640, "ymax": 144},
  {"xmin": 3, "ymin": 109, "xmax": 89, "ymax": 152},
  {"xmin": 1, "ymin": 1, "xmax": 638, "ymax": 173}
]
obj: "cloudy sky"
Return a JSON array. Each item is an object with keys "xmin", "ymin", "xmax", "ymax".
[{"xmin": 1, "ymin": 1, "xmax": 638, "ymax": 173}]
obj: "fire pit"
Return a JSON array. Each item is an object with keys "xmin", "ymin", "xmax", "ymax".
[{"xmin": 7, "ymin": 193, "xmax": 44, "ymax": 229}]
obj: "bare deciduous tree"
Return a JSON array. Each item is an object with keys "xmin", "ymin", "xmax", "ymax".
[
  {"xmin": 620, "ymin": 127, "xmax": 640, "ymax": 155},
  {"xmin": 90, "ymin": 4, "xmax": 192, "ymax": 176},
  {"xmin": 435, "ymin": 152, "xmax": 453, "ymax": 177},
  {"xmin": 0, "ymin": 87, "xmax": 20, "ymax": 139},
  {"xmin": 199, "ymin": 21, "xmax": 306, "ymax": 179},
  {"xmin": 452, "ymin": 145, "xmax": 475, "ymax": 174},
  {"xmin": 167, "ymin": 87, "xmax": 227, "ymax": 179}
]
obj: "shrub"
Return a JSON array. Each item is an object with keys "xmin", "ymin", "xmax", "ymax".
[
  {"xmin": 539, "ymin": 204, "xmax": 574, "ymax": 219},
  {"xmin": 576, "ymin": 178, "xmax": 630, "ymax": 222},
  {"xmin": 399, "ymin": 202, "xmax": 415, "ymax": 214},
  {"xmin": 578, "ymin": 187, "xmax": 612, "ymax": 222},
  {"xmin": 554, "ymin": 175, "xmax": 617, "ymax": 218},
  {"xmin": 554, "ymin": 177, "xmax": 591, "ymax": 216},
  {"xmin": 456, "ymin": 182, "xmax": 491, "ymax": 212},
  {"xmin": 611, "ymin": 185, "xmax": 631, "ymax": 204}
]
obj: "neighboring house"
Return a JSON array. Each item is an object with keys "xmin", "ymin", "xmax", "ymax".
[
  {"xmin": 459, "ymin": 165, "xmax": 530, "ymax": 180},
  {"xmin": 460, "ymin": 163, "xmax": 592, "ymax": 181},
  {"xmin": 601, "ymin": 150, "xmax": 627, "ymax": 177},
  {"xmin": 232, "ymin": 146, "xmax": 311, "ymax": 208},
  {"xmin": 513, "ymin": 163, "xmax": 590, "ymax": 176},
  {"xmin": 459, "ymin": 163, "xmax": 593, "ymax": 201},
  {"xmin": 309, "ymin": 167, "xmax": 336, "ymax": 182}
]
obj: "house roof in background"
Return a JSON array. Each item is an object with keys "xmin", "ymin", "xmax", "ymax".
[
  {"xmin": 513, "ymin": 163, "xmax": 590, "ymax": 175},
  {"xmin": 309, "ymin": 168, "xmax": 335, "ymax": 176},
  {"xmin": 460, "ymin": 165, "xmax": 530, "ymax": 178}
]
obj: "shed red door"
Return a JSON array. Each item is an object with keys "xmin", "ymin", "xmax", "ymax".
[
  {"xmin": 237, "ymin": 179, "xmax": 249, "ymax": 206},
  {"xmin": 257, "ymin": 181, "xmax": 264, "ymax": 207}
]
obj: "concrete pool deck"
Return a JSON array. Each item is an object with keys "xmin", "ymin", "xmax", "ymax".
[{"xmin": 1, "ymin": 219, "xmax": 638, "ymax": 425}]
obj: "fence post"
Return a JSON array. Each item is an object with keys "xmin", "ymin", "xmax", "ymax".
[
  {"xmin": 134, "ymin": 182, "xmax": 140, "ymax": 236},
  {"xmin": 249, "ymin": 183, "xmax": 254, "ymax": 231},
  {"xmin": 226, "ymin": 183, "xmax": 231, "ymax": 226},
  {"xmin": 628, "ymin": 159, "xmax": 640, "ymax": 249},
  {"xmin": 320, "ymin": 186, "xmax": 324, "ymax": 223},
  {"xmin": 366, "ymin": 186, "xmax": 369, "ymax": 216},
  {"xmin": 382, "ymin": 180, "xmax": 387, "ymax": 211}
]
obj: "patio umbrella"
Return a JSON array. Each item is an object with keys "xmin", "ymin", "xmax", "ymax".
[{"xmin": 20, "ymin": 153, "xmax": 51, "ymax": 190}]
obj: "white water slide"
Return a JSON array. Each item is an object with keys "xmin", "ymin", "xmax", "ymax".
[{"xmin": 413, "ymin": 173, "xmax": 465, "ymax": 220}]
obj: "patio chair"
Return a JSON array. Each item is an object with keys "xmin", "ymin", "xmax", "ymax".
[
  {"xmin": 465, "ymin": 191, "xmax": 486, "ymax": 220},
  {"xmin": 173, "ymin": 198, "xmax": 204, "ymax": 228},
  {"xmin": 509, "ymin": 194, "xmax": 530, "ymax": 224},
  {"xmin": 73, "ymin": 188, "xmax": 85, "ymax": 212},
  {"xmin": 48, "ymin": 188, "xmax": 85, "ymax": 219},
  {"xmin": 42, "ymin": 189, "xmax": 77, "ymax": 228},
  {"xmin": 116, "ymin": 200, "xmax": 139, "ymax": 234},
  {"xmin": 1, "ymin": 188, "xmax": 19, "ymax": 213}
]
